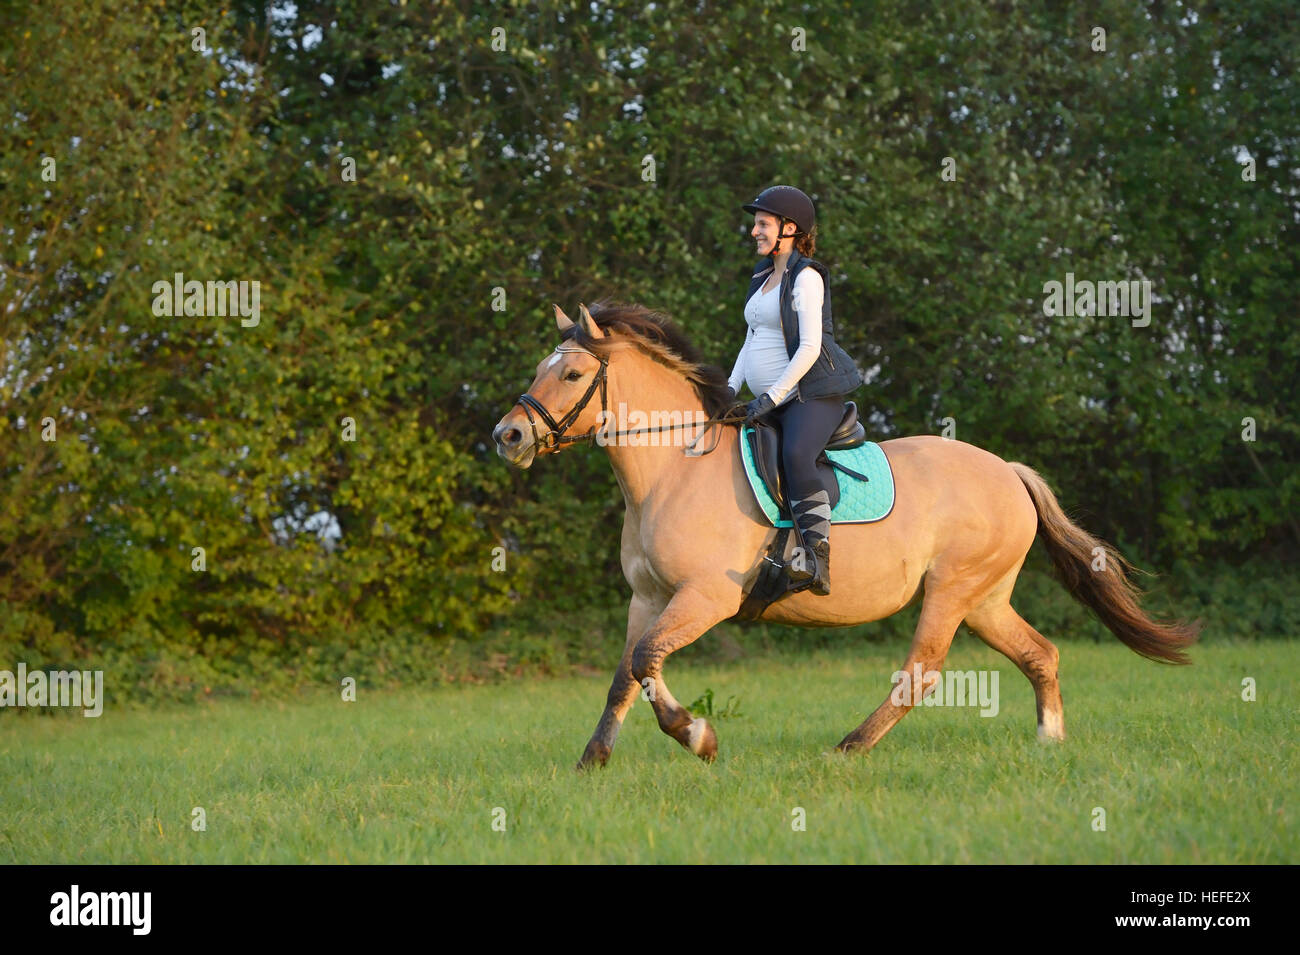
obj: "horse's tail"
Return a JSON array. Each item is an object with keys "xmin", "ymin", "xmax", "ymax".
[{"xmin": 1008, "ymin": 462, "xmax": 1200, "ymax": 665}]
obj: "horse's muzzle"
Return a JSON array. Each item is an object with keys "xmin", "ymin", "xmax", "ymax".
[{"xmin": 493, "ymin": 415, "xmax": 537, "ymax": 470}]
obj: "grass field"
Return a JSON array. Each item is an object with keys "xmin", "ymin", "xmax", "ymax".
[{"xmin": 2, "ymin": 639, "xmax": 1294, "ymax": 864}]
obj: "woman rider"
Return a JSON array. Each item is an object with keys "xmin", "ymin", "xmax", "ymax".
[{"xmin": 725, "ymin": 185, "xmax": 864, "ymax": 595}]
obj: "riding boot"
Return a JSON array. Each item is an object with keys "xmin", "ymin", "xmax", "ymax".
[
  {"xmin": 809, "ymin": 539, "xmax": 830, "ymax": 596},
  {"xmin": 787, "ymin": 489, "xmax": 832, "ymax": 595}
]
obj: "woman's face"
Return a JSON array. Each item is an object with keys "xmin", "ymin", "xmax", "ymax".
[{"xmin": 751, "ymin": 212, "xmax": 789, "ymax": 256}]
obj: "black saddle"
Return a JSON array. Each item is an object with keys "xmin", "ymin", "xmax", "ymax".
[{"xmin": 745, "ymin": 400, "xmax": 867, "ymax": 514}]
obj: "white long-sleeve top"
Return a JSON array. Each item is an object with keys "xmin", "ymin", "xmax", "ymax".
[{"xmin": 727, "ymin": 266, "xmax": 824, "ymax": 406}]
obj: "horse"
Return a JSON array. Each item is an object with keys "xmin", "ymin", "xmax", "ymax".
[{"xmin": 491, "ymin": 301, "xmax": 1200, "ymax": 769}]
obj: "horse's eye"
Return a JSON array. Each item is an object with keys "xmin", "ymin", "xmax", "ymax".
[{"xmin": 565, "ymin": 370, "xmax": 582, "ymax": 381}]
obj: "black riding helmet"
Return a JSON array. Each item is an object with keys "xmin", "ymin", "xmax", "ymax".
[{"xmin": 742, "ymin": 185, "xmax": 816, "ymax": 245}]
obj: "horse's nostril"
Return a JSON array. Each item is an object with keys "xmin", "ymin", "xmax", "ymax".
[{"xmin": 493, "ymin": 420, "xmax": 525, "ymax": 448}]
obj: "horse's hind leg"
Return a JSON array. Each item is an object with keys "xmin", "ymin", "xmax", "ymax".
[
  {"xmin": 964, "ymin": 596, "xmax": 1064, "ymax": 741},
  {"xmin": 837, "ymin": 593, "xmax": 967, "ymax": 754}
]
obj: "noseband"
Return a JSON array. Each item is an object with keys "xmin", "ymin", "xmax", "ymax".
[{"xmin": 514, "ymin": 345, "xmax": 610, "ymax": 450}]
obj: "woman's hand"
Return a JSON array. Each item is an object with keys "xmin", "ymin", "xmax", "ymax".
[{"xmin": 744, "ymin": 393, "xmax": 776, "ymax": 423}]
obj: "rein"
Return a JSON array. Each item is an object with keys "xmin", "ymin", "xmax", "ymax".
[{"xmin": 513, "ymin": 345, "xmax": 747, "ymax": 456}]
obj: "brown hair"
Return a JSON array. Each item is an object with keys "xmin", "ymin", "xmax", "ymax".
[{"xmin": 793, "ymin": 223, "xmax": 817, "ymax": 258}]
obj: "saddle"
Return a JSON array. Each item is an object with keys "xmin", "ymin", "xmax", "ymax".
[{"xmin": 744, "ymin": 400, "xmax": 867, "ymax": 512}]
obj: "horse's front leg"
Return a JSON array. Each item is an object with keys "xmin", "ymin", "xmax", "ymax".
[
  {"xmin": 576, "ymin": 592, "xmax": 660, "ymax": 770},
  {"xmin": 630, "ymin": 587, "xmax": 733, "ymax": 763}
]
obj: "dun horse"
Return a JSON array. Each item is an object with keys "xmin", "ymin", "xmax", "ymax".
[{"xmin": 492, "ymin": 302, "xmax": 1199, "ymax": 769}]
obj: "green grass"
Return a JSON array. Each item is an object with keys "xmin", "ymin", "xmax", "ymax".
[{"xmin": 1, "ymin": 639, "xmax": 1294, "ymax": 863}]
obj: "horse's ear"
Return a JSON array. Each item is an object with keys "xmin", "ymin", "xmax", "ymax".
[
  {"xmin": 554, "ymin": 303, "xmax": 574, "ymax": 333},
  {"xmin": 578, "ymin": 303, "xmax": 604, "ymax": 339}
]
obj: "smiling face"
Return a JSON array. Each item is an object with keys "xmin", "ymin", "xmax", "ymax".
[{"xmin": 751, "ymin": 211, "xmax": 794, "ymax": 256}]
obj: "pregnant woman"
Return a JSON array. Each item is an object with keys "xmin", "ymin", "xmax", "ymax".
[{"xmin": 728, "ymin": 185, "xmax": 864, "ymax": 595}]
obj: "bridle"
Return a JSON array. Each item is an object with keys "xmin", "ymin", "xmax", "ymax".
[
  {"xmin": 511, "ymin": 343, "xmax": 743, "ymax": 455},
  {"xmin": 514, "ymin": 345, "xmax": 610, "ymax": 450}
]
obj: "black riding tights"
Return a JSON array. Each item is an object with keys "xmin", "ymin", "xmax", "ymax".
[{"xmin": 772, "ymin": 394, "xmax": 847, "ymax": 500}]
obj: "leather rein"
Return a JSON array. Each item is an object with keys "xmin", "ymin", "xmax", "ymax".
[{"xmin": 513, "ymin": 345, "xmax": 745, "ymax": 456}]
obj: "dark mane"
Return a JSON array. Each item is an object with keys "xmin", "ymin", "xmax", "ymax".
[{"xmin": 562, "ymin": 300, "xmax": 737, "ymax": 421}]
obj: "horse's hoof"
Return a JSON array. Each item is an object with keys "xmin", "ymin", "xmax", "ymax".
[
  {"xmin": 687, "ymin": 718, "xmax": 717, "ymax": 762},
  {"xmin": 575, "ymin": 740, "xmax": 610, "ymax": 771},
  {"xmin": 834, "ymin": 735, "xmax": 869, "ymax": 755}
]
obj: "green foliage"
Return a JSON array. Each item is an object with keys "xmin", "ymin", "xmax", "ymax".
[
  {"xmin": 685, "ymin": 687, "xmax": 745, "ymax": 720},
  {"xmin": 0, "ymin": 0, "xmax": 1295, "ymax": 699}
]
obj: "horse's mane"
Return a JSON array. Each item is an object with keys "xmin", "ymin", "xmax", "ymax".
[{"xmin": 561, "ymin": 300, "xmax": 737, "ymax": 420}]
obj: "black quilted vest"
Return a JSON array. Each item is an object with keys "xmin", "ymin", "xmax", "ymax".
[{"xmin": 745, "ymin": 249, "xmax": 864, "ymax": 401}]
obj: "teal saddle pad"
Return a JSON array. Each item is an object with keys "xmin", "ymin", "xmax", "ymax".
[{"xmin": 739, "ymin": 425, "xmax": 896, "ymax": 527}]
